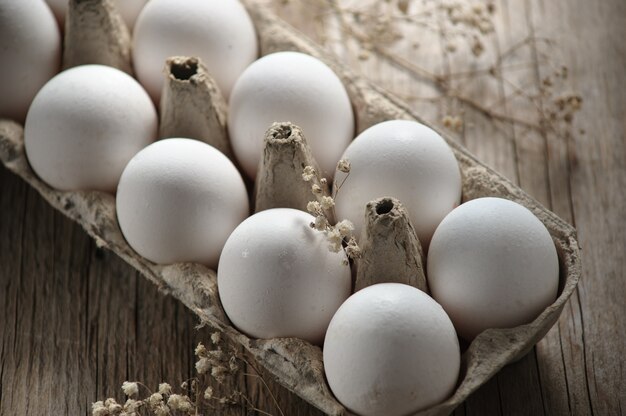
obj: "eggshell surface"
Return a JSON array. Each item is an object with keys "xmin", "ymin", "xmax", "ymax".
[
  {"xmin": 217, "ymin": 208, "xmax": 352, "ymax": 345},
  {"xmin": 228, "ymin": 51, "xmax": 355, "ymax": 178},
  {"xmin": 323, "ymin": 283, "xmax": 460, "ymax": 416},
  {"xmin": 0, "ymin": 0, "xmax": 61, "ymax": 122},
  {"xmin": 334, "ymin": 120, "xmax": 461, "ymax": 246},
  {"xmin": 132, "ymin": 0, "xmax": 257, "ymax": 102},
  {"xmin": 116, "ymin": 138, "xmax": 249, "ymax": 268},
  {"xmin": 427, "ymin": 197, "xmax": 560, "ymax": 340},
  {"xmin": 24, "ymin": 64, "xmax": 157, "ymax": 192}
]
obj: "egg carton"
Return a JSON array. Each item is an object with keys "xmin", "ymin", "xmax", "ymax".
[{"xmin": 0, "ymin": 1, "xmax": 581, "ymax": 415}]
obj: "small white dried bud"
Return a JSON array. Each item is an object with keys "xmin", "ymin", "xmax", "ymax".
[
  {"xmin": 204, "ymin": 386, "xmax": 214, "ymax": 400},
  {"xmin": 92, "ymin": 401, "xmax": 109, "ymax": 416},
  {"xmin": 121, "ymin": 382, "xmax": 139, "ymax": 397},
  {"xmin": 314, "ymin": 215, "xmax": 328, "ymax": 230},
  {"xmin": 123, "ymin": 399, "xmax": 140, "ymax": 413},
  {"xmin": 195, "ymin": 357, "xmax": 210, "ymax": 374},
  {"xmin": 194, "ymin": 343, "xmax": 207, "ymax": 357},
  {"xmin": 311, "ymin": 184, "xmax": 323, "ymax": 195},
  {"xmin": 335, "ymin": 220, "xmax": 354, "ymax": 238},
  {"xmin": 337, "ymin": 159, "xmax": 351, "ymax": 173},
  {"xmin": 167, "ymin": 395, "xmax": 193, "ymax": 412},
  {"xmin": 158, "ymin": 383, "xmax": 172, "ymax": 395},
  {"xmin": 302, "ymin": 165, "xmax": 316, "ymax": 182},
  {"xmin": 107, "ymin": 402, "xmax": 122, "ymax": 414},
  {"xmin": 327, "ymin": 229, "xmax": 343, "ymax": 252},
  {"xmin": 320, "ymin": 196, "xmax": 335, "ymax": 210},
  {"xmin": 307, "ymin": 201, "xmax": 323, "ymax": 215},
  {"xmin": 154, "ymin": 404, "xmax": 170, "ymax": 416},
  {"xmin": 104, "ymin": 398, "xmax": 118, "ymax": 407},
  {"xmin": 148, "ymin": 393, "xmax": 163, "ymax": 407},
  {"xmin": 320, "ymin": 178, "xmax": 328, "ymax": 185},
  {"xmin": 210, "ymin": 332, "xmax": 221, "ymax": 345}
]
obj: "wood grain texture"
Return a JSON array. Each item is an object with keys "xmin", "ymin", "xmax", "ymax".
[{"xmin": 1, "ymin": 0, "xmax": 624, "ymax": 415}]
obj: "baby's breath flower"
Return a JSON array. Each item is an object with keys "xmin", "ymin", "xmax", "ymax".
[
  {"xmin": 327, "ymin": 229, "xmax": 343, "ymax": 252},
  {"xmin": 311, "ymin": 184, "xmax": 323, "ymax": 195},
  {"xmin": 167, "ymin": 394, "xmax": 193, "ymax": 412},
  {"xmin": 92, "ymin": 401, "xmax": 109, "ymax": 416},
  {"xmin": 121, "ymin": 381, "xmax": 139, "ymax": 397},
  {"xmin": 320, "ymin": 196, "xmax": 335, "ymax": 210},
  {"xmin": 154, "ymin": 404, "xmax": 170, "ymax": 416},
  {"xmin": 314, "ymin": 215, "xmax": 328, "ymax": 230},
  {"xmin": 204, "ymin": 386, "xmax": 214, "ymax": 400},
  {"xmin": 337, "ymin": 159, "xmax": 351, "ymax": 173},
  {"xmin": 210, "ymin": 332, "xmax": 221, "ymax": 345},
  {"xmin": 104, "ymin": 398, "xmax": 118, "ymax": 407},
  {"xmin": 158, "ymin": 383, "xmax": 172, "ymax": 395},
  {"xmin": 195, "ymin": 357, "xmax": 210, "ymax": 374},
  {"xmin": 336, "ymin": 220, "xmax": 354, "ymax": 238},
  {"xmin": 148, "ymin": 393, "xmax": 163, "ymax": 407},
  {"xmin": 124, "ymin": 399, "xmax": 140, "ymax": 413},
  {"xmin": 302, "ymin": 165, "xmax": 316, "ymax": 182},
  {"xmin": 194, "ymin": 343, "xmax": 207, "ymax": 357},
  {"xmin": 307, "ymin": 201, "xmax": 323, "ymax": 215},
  {"xmin": 320, "ymin": 178, "xmax": 328, "ymax": 185},
  {"xmin": 107, "ymin": 402, "xmax": 122, "ymax": 414}
]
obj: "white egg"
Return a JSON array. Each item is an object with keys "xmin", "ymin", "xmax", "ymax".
[
  {"xmin": 334, "ymin": 120, "xmax": 461, "ymax": 246},
  {"xmin": 24, "ymin": 64, "xmax": 157, "ymax": 192},
  {"xmin": 217, "ymin": 208, "xmax": 351, "ymax": 345},
  {"xmin": 427, "ymin": 197, "xmax": 560, "ymax": 340},
  {"xmin": 228, "ymin": 51, "xmax": 355, "ymax": 179},
  {"xmin": 116, "ymin": 138, "xmax": 249, "ymax": 267},
  {"xmin": 132, "ymin": 0, "xmax": 257, "ymax": 103},
  {"xmin": 0, "ymin": 0, "xmax": 61, "ymax": 122},
  {"xmin": 45, "ymin": 0, "xmax": 148, "ymax": 30},
  {"xmin": 324, "ymin": 283, "xmax": 460, "ymax": 416}
]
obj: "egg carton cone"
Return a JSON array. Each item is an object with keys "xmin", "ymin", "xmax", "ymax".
[
  {"xmin": 0, "ymin": 1, "xmax": 582, "ymax": 415},
  {"xmin": 63, "ymin": 0, "xmax": 132, "ymax": 74},
  {"xmin": 356, "ymin": 197, "xmax": 427, "ymax": 293},
  {"xmin": 254, "ymin": 121, "xmax": 334, "ymax": 217},
  {"xmin": 159, "ymin": 56, "xmax": 233, "ymax": 159}
]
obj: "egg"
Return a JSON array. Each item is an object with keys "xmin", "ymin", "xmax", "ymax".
[
  {"xmin": 323, "ymin": 283, "xmax": 460, "ymax": 416},
  {"xmin": 132, "ymin": 0, "xmax": 257, "ymax": 103},
  {"xmin": 24, "ymin": 64, "xmax": 157, "ymax": 191},
  {"xmin": 334, "ymin": 120, "xmax": 461, "ymax": 246},
  {"xmin": 217, "ymin": 208, "xmax": 351, "ymax": 345},
  {"xmin": 228, "ymin": 51, "xmax": 355, "ymax": 179},
  {"xmin": 0, "ymin": 0, "xmax": 61, "ymax": 122},
  {"xmin": 45, "ymin": 0, "xmax": 148, "ymax": 30},
  {"xmin": 116, "ymin": 138, "xmax": 249, "ymax": 267},
  {"xmin": 427, "ymin": 197, "xmax": 560, "ymax": 340}
]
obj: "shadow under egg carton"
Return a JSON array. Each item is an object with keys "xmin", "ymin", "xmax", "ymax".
[{"xmin": 0, "ymin": 1, "xmax": 581, "ymax": 415}]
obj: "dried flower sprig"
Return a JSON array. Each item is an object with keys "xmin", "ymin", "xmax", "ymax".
[
  {"xmin": 92, "ymin": 332, "xmax": 283, "ymax": 416},
  {"xmin": 274, "ymin": 0, "xmax": 584, "ymax": 156},
  {"xmin": 303, "ymin": 161, "xmax": 362, "ymax": 263}
]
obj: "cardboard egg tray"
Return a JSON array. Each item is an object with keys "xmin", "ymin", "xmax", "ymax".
[{"xmin": 0, "ymin": 2, "xmax": 581, "ymax": 415}]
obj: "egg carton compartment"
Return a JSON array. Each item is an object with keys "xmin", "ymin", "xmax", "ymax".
[{"xmin": 0, "ymin": 1, "xmax": 581, "ymax": 415}]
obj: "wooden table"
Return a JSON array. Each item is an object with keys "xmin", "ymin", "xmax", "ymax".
[{"xmin": 1, "ymin": 0, "xmax": 624, "ymax": 414}]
